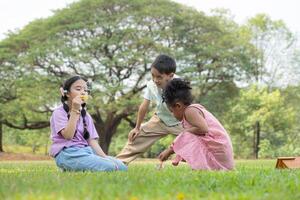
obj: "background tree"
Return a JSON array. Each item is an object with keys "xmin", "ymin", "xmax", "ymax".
[
  {"xmin": 0, "ymin": 34, "xmax": 57, "ymax": 152},
  {"xmin": 224, "ymin": 85, "xmax": 296, "ymax": 158},
  {"xmin": 243, "ymin": 14, "xmax": 296, "ymax": 87},
  {"xmin": 0, "ymin": 0, "xmax": 258, "ymax": 153},
  {"xmin": 0, "ymin": 37, "xmax": 23, "ymax": 152}
]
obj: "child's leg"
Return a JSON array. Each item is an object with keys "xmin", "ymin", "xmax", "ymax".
[
  {"xmin": 116, "ymin": 115, "xmax": 174, "ymax": 164},
  {"xmin": 106, "ymin": 156, "xmax": 128, "ymax": 171},
  {"xmin": 55, "ymin": 146, "xmax": 126, "ymax": 172},
  {"xmin": 164, "ymin": 123, "xmax": 183, "ymax": 137}
]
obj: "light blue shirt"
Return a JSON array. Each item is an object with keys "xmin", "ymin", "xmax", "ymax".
[{"xmin": 143, "ymin": 78, "xmax": 180, "ymax": 127}]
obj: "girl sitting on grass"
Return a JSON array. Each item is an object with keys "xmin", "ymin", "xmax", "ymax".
[
  {"xmin": 158, "ymin": 78, "xmax": 234, "ymax": 170},
  {"xmin": 50, "ymin": 75, "xmax": 127, "ymax": 172}
]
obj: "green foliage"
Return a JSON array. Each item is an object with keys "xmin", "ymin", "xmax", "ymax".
[
  {"xmin": 108, "ymin": 120, "xmax": 131, "ymax": 156},
  {"xmin": 197, "ymin": 81, "xmax": 239, "ymax": 120},
  {"xmin": 278, "ymin": 85, "xmax": 300, "ymax": 155},
  {"xmin": 3, "ymin": 126, "xmax": 50, "ymax": 154},
  {"xmin": 224, "ymin": 85, "xmax": 296, "ymax": 158},
  {"xmin": 1, "ymin": 0, "xmax": 257, "ymax": 110},
  {"xmin": 0, "ymin": 0, "xmax": 298, "ymax": 157},
  {"xmin": 146, "ymin": 135, "xmax": 176, "ymax": 158}
]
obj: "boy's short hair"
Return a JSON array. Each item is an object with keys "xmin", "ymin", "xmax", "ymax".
[{"xmin": 151, "ymin": 54, "xmax": 176, "ymax": 74}]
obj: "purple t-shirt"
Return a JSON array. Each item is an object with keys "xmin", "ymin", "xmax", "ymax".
[{"xmin": 50, "ymin": 105, "xmax": 99, "ymax": 157}]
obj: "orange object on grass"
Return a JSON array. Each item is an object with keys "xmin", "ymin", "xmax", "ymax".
[{"xmin": 275, "ymin": 157, "xmax": 300, "ymax": 169}]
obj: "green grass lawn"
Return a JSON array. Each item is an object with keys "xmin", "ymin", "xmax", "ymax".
[{"xmin": 0, "ymin": 159, "xmax": 299, "ymax": 200}]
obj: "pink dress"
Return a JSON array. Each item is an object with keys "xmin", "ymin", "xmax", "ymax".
[{"xmin": 171, "ymin": 104, "xmax": 234, "ymax": 170}]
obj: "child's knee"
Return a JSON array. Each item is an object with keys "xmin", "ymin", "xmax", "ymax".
[
  {"xmin": 103, "ymin": 164, "xmax": 117, "ymax": 171},
  {"xmin": 93, "ymin": 160, "xmax": 116, "ymax": 171},
  {"xmin": 107, "ymin": 156, "xmax": 128, "ymax": 171},
  {"xmin": 117, "ymin": 162, "xmax": 128, "ymax": 171}
]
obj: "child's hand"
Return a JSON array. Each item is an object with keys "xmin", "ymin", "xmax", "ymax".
[
  {"xmin": 72, "ymin": 95, "xmax": 84, "ymax": 111},
  {"xmin": 128, "ymin": 127, "xmax": 140, "ymax": 142},
  {"xmin": 158, "ymin": 147, "xmax": 173, "ymax": 162}
]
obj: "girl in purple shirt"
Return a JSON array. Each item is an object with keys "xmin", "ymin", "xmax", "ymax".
[{"xmin": 50, "ymin": 76, "xmax": 127, "ymax": 172}]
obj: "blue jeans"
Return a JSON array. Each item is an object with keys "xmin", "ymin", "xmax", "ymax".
[{"xmin": 55, "ymin": 146, "xmax": 127, "ymax": 172}]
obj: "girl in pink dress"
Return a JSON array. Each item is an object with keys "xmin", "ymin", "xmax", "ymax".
[{"xmin": 158, "ymin": 78, "xmax": 234, "ymax": 170}]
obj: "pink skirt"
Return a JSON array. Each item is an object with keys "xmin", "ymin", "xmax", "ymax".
[{"xmin": 172, "ymin": 132, "xmax": 234, "ymax": 170}]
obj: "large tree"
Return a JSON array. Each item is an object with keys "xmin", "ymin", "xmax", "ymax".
[
  {"xmin": 0, "ymin": 0, "xmax": 257, "ymax": 153},
  {"xmin": 0, "ymin": 37, "xmax": 55, "ymax": 152},
  {"xmin": 243, "ymin": 14, "xmax": 296, "ymax": 87}
]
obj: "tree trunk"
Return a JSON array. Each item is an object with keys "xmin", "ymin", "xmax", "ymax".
[
  {"xmin": 94, "ymin": 113, "xmax": 127, "ymax": 154},
  {"xmin": 96, "ymin": 123, "xmax": 121, "ymax": 154},
  {"xmin": 255, "ymin": 121, "xmax": 260, "ymax": 159},
  {"xmin": 99, "ymin": 129, "xmax": 112, "ymax": 154},
  {"xmin": 253, "ymin": 121, "xmax": 260, "ymax": 159},
  {"xmin": 95, "ymin": 122, "xmax": 118, "ymax": 154},
  {"xmin": 0, "ymin": 121, "xmax": 3, "ymax": 152}
]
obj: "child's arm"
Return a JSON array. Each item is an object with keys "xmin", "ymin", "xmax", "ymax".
[
  {"xmin": 88, "ymin": 139, "xmax": 106, "ymax": 157},
  {"xmin": 128, "ymin": 99, "xmax": 150, "ymax": 141},
  {"xmin": 158, "ymin": 146, "xmax": 174, "ymax": 161},
  {"xmin": 60, "ymin": 111, "xmax": 80, "ymax": 140},
  {"xmin": 60, "ymin": 96, "xmax": 82, "ymax": 139},
  {"xmin": 184, "ymin": 107, "xmax": 208, "ymax": 135}
]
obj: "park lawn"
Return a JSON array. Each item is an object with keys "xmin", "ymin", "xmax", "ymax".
[{"xmin": 0, "ymin": 159, "xmax": 299, "ymax": 200}]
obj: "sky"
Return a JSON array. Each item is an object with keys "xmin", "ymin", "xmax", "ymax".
[
  {"xmin": 1, "ymin": 0, "xmax": 300, "ymax": 40},
  {"xmin": 173, "ymin": 0, "xmax": 300, "ymax": 34},
  {"xmin": 0, "ymin": 0, "xmax": 77, "ymax": 40}
]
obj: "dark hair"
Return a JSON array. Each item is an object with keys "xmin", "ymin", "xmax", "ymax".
[
  {"xmin": 61, "ymin": 75, "xmax": 90, "ymax": 140},
  {"xmin": 151, "ymin": 54, "xmax": 176, "ymax": 74},
  {"xmin": 61, "ymin": 75, "xmax": 88, "ymax": 103},
  {"xmin": 163, "ymin": 78, "xmax": 193, "ymax": 106}
]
